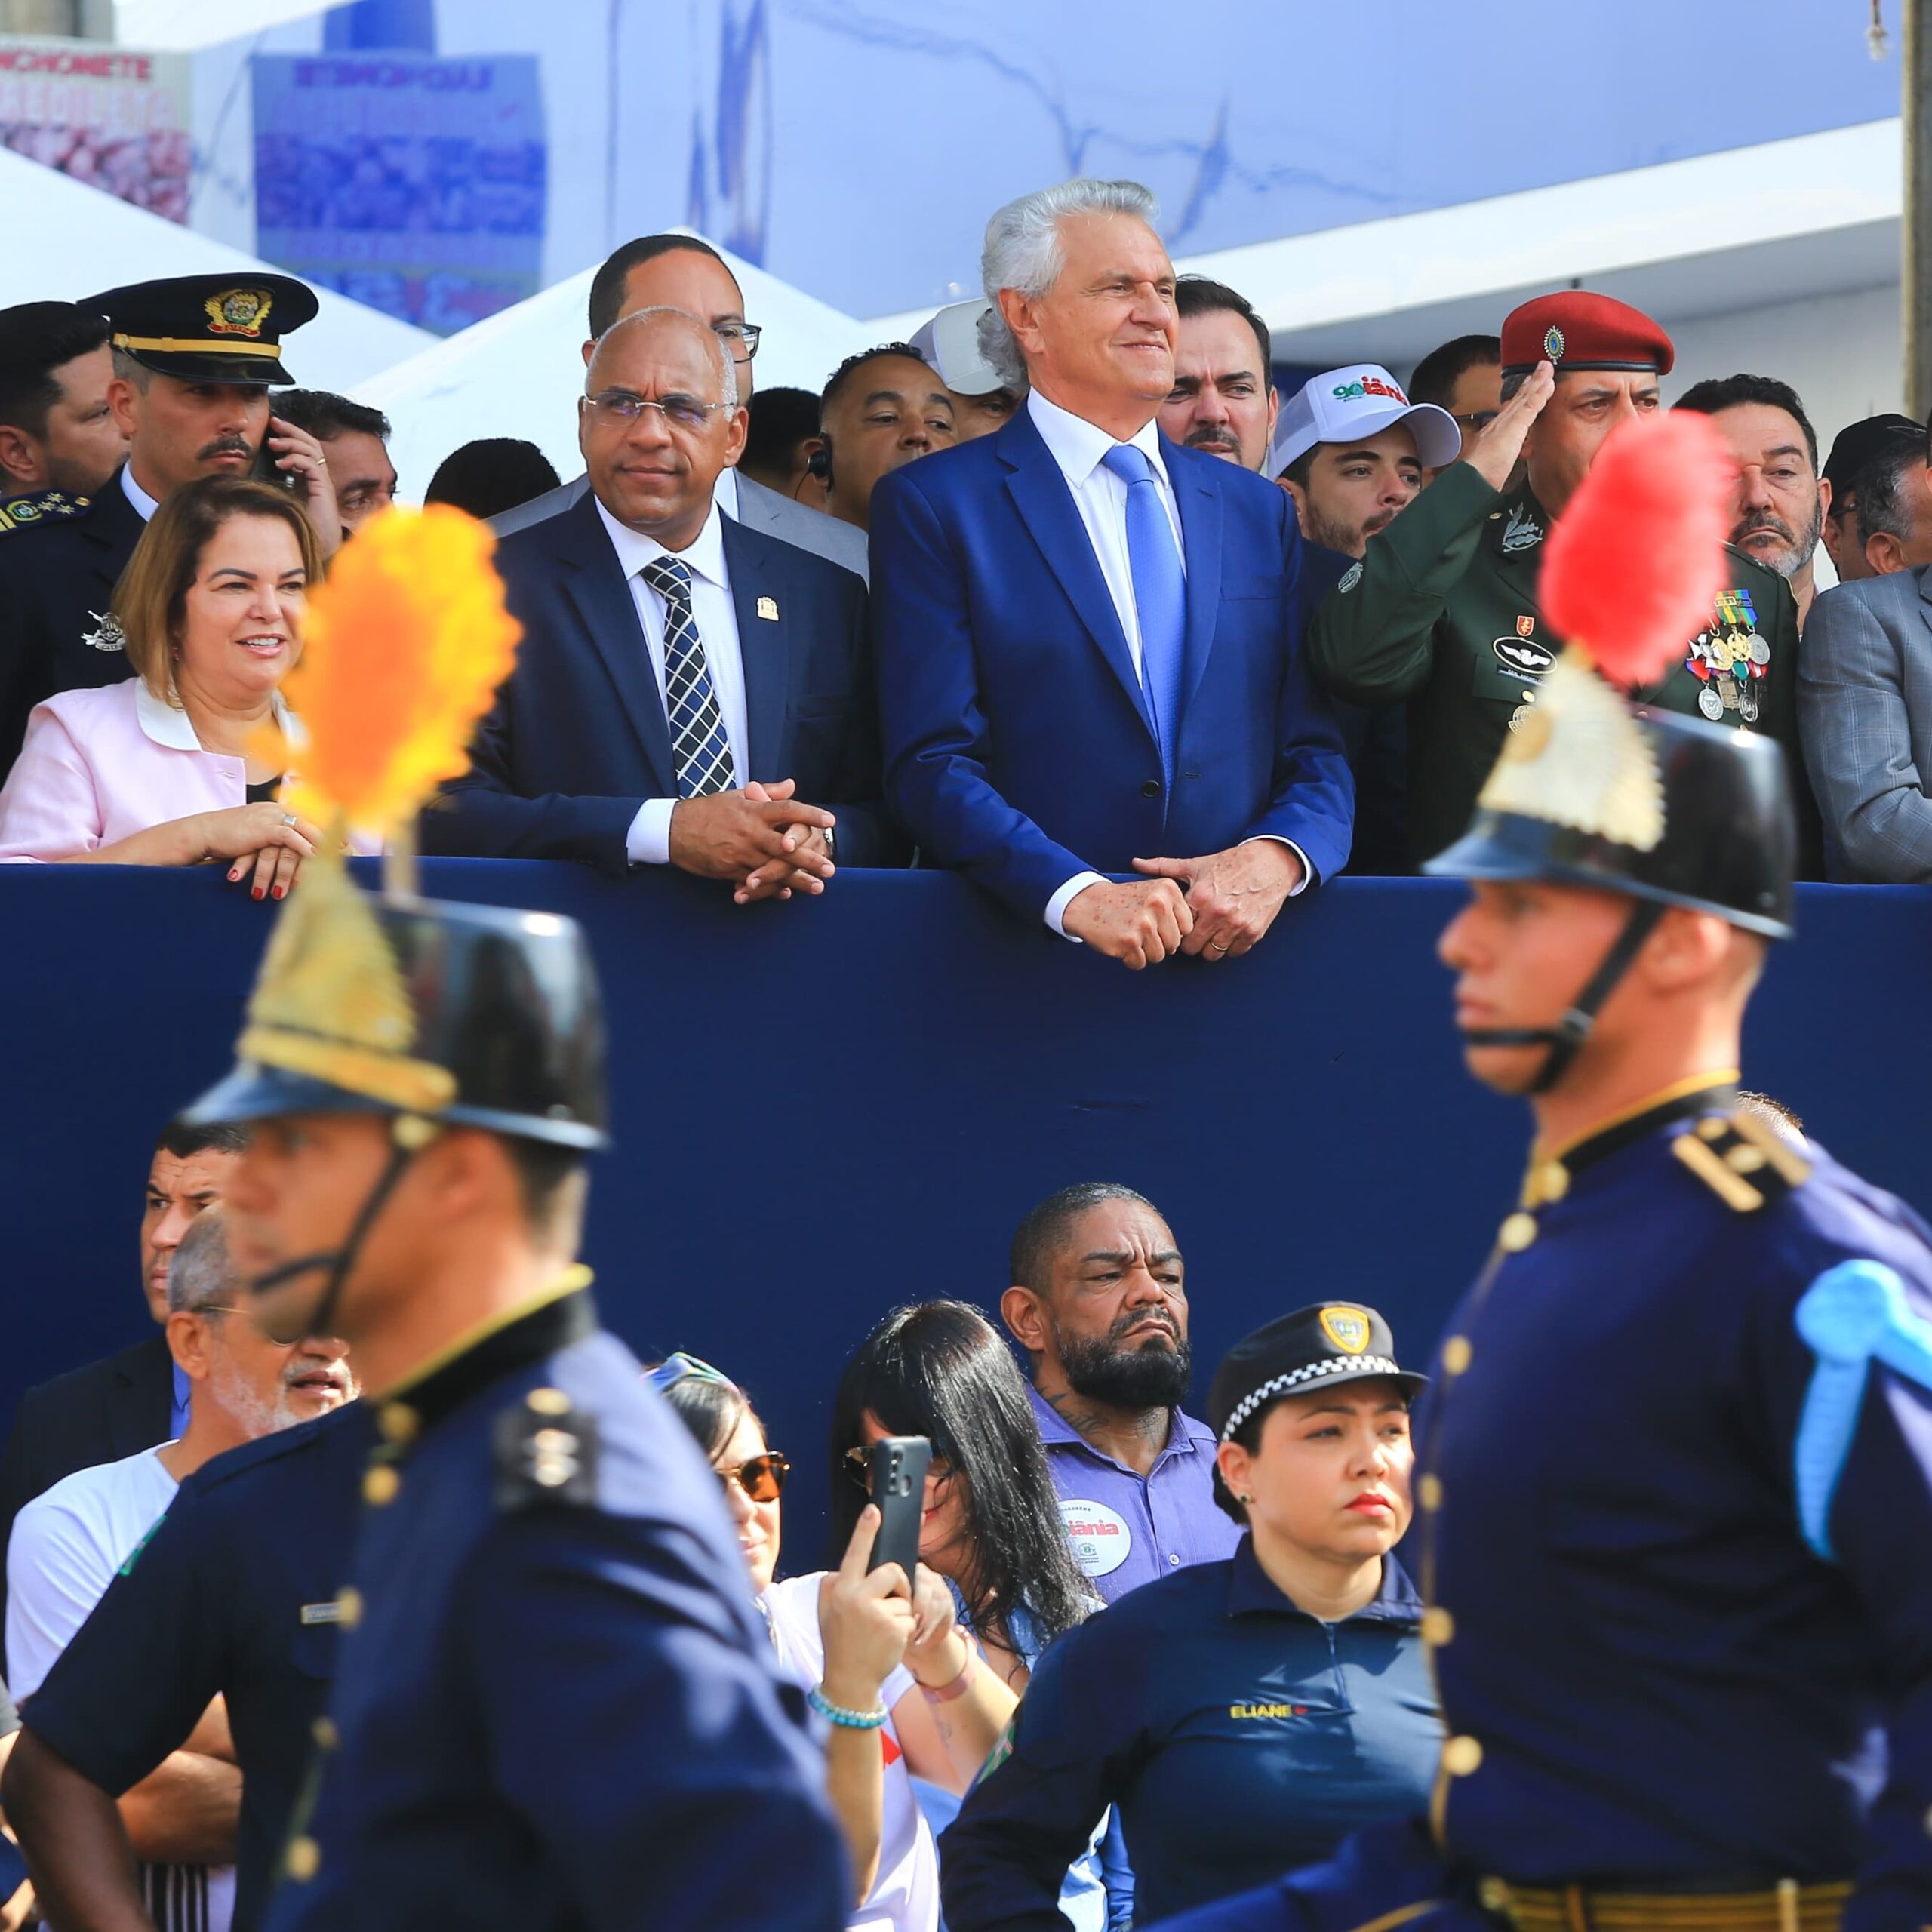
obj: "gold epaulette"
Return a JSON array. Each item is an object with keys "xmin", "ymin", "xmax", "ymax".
[
  {"xmin": 1669, "ymin": 1109, "xmax": 1811, "ymax": 1212},
  {"xmin": 0, "ymin": 488, "xmax": 90, "ymax": 535}
]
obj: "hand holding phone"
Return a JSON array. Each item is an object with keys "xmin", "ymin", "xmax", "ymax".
[{"xmin": 864, "ymin": 1435, "xmax": 931, "ymax": 1587}]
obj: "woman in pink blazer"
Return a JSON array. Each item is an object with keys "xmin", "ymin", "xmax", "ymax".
[{"xmin": 0, "ymin": 475, "xmax": 370, "ymax": 894}]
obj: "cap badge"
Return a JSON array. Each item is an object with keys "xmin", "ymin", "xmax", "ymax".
[
  {"xmin": 1318, "ymin": 1306, "xmax": 1372, "ymax": 1355},
  {"xmin": 1543, "ymin": 325, "xmax": 1565, "ymax": 362},
  {"xmin": 206, "ymin": 288, "xmax": 275, "ymax": 340}
]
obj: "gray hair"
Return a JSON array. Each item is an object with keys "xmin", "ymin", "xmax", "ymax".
[
  {"xmin": 168, "ymin": 1209, "xmax": 237, "ymax": 1316},
  {"xmin": 977, "ymin": 179, "xmax": 1160, "ymax": 389},
  {"xmin": 587, "ymin": 305, "xmax": 738, "ymax": 408}
]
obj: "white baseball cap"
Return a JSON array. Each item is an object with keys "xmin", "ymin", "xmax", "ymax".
[
  {"xmin": 909, "ymin": 299, "xmax": 1011, "ymax": 398},
  {"xmin": 1269, "ymin": 362, "xmax": 1462, "ymax": 479}
]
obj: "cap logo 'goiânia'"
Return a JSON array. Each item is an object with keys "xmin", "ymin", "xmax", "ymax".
[
  {"xmin": 205, "ymin": 288, "xmax": 273, "ymax": 339},
  {"xmin": 1318, "ymin": 1306, "xmax": 1373, "ymax": 1355},
  {"xmin": 236, "ymin": 857, "xmax": 457, "ymax": 1116}
]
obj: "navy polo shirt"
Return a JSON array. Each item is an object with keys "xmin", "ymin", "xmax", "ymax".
[
  {"xmin": 1027, "ymin": 1383, "xmax": 1238, "ymax": 1601},
  {"xmin": 939, "ymin": 1537, "xmax": 1441, "ymax": 1928},
  {"xmin": 23, "ymin": 1402, "xmax": 371, "ymax": 1932}
]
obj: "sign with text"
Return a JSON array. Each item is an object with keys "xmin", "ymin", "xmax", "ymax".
[
  {"xmin": 251, "ymin": 51, "xmax": 546, "ymax": 336},
  {"xmin": 0, "ymin": 37, "xmax": 191, "ymax": 223}
]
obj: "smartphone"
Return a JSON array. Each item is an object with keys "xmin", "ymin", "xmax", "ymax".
[{"xmin": 865, "ymin": 1435, "xmax": 931, "ymax": 1586}]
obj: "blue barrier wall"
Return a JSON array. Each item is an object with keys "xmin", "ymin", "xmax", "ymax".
[{"xmin": 4, "ymin": 865, "xmax": 1927, "ymax": 1561}]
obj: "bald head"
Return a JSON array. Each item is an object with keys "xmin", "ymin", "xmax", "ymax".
[
  {"xmin": 588, "ymin": 306, "xmax": 737, "ymax": 406},
  {"xmin": 580, "ymin": 305, "xmax": 749, "ymax": 548}
]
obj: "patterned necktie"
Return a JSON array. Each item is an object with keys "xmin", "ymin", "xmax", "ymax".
[
  {"xmin": 1100, "ymin": 441, "xmax": 1186, "ymax": 788},
  {"xmin": 641, "ymin": 556, "xmax": 736, "ymax": 798}
]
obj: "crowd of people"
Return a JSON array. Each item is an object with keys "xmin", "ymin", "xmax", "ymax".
[
  {"xmin": 3, "ymin": 177, "xmax": 1932, "ymax": 922},
  {"xmin": 1, "ymin": 171, "xmax": 1931, "ymax": 1932}
]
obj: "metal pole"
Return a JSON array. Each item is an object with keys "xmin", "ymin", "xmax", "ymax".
[{"xmin": 1906, "ymin": 0, "xmax": 1932, "ymax": 417}]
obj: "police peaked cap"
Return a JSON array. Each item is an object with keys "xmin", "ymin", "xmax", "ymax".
[{"xmin": 84, "ymin": 273, "xmax": 318, "ymax": 386}]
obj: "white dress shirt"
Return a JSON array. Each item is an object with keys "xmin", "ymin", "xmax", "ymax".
[
  {"xmin": 592, "ymin": 497, "xmax": 749, "ymax": 866},
  {"xmin": 1023, "ymin": 390, "xmax": 1307, "ymax": 938},
  {"xmin": 121, "ymin": 464, "xmax": 158, "ymax": 521}
]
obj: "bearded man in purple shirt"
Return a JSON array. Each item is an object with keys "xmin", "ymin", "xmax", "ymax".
[{"xmin": 1001, "ymin": 1183, "xmax": 1237, "ymax": 1601}]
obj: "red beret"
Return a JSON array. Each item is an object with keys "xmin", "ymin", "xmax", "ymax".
[{"xmin": 1500, "ymin": 291, "xmax": 1674, "ymax": 378}]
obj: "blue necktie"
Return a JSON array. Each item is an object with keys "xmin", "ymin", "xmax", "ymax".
[
  {"xmin": 1101, "ymin": 442, "xmax": 1186, "ymax": 789},
  {"xmin": 642, "ymin": 557, "xmax": 737, "ymax": 798}
]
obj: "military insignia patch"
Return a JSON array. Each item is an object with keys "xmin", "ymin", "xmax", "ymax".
[
  {"xmin": 0, "ymin": 488, "xmax": 91, "ymax": 536},
  {"xmin": 82, "ymin": 608, "xmax": 125, "ymax": 653},
  {"xmin": 1500, "ymin": 506, "xmax": 1544, "ymax": 553},
  {"xmin": 205, "ymin": 288, "xmax": 275, "ymax": 338},
  {"xmin": 1337, "ymin": 561, "xmax": 1363, "ymax": 593},
  {"xmin": 1493, "ymin": 635, "xmax": 1554, "ymax": 678},
  {"xmin": 1319, "ymin": 1306, "xmax": 1371, "ymax": 1354},
  {"xmin": 1543, "ymin": 325, "xmax": 1565, "ymax": 361},
  {"xmin": 1516, "ymin": 614, "xmax": 1535, "ymax": 638}
]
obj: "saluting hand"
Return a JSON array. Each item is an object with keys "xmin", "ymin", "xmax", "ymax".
[{"xmin": 1463, "ymin": 359, "xmax": 1555, "ymax": 494}]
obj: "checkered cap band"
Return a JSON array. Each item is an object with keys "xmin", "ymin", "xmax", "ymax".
[{"xmin": 1217, "ymin": 1355, "xmax": 1404, "ymax": 1441}]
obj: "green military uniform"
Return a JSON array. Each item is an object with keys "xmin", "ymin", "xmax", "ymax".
[{"xmin": 1306, "ymin": 461, "xmax": 1818, "ymax": 870}]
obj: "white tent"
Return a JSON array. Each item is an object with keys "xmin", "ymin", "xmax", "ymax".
[
  {"xmin": 0, "ymin": 146, "xmax": 432, "ymax": 393},
  {"xmin": 358, "ymin": 236, "xmax": 872, "ymax": 500}
]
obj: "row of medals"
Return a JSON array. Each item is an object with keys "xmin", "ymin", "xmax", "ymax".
[{"xmin": 1687, "ymin": 624, "xmax": 1769, "ymax": 723}]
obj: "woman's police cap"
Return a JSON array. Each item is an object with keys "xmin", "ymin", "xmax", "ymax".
[
  {"xmin": 1210, "ymin": 1303, "xmax": 1426, "ymax": 1445},
  {"xmin": 183, "ymin": 891, "xmax": 611, "ymax": 1151},
  {"xmin": 84, "ymin": 273, "xmax": 318, "ymax": 386}
]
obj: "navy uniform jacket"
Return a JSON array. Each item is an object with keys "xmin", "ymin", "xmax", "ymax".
[
  {"xmin": 20, "ymin": 1401, "xmax": 370, "ymax": 1932},
  {"xmin": 938, "ymin": 1537, "xmax": 1438, "ymax": 1929},
  {"xmin": 264, "ymin": 1284, "xmax": 845, "ymax": 1932},
  {"xmin": 0, "ymin": 469, "xmax": 142, "ymax": 778},
  {"xmin": 1163, "ymin": 1087, "xmax": 1932, "ymax": 1932}
]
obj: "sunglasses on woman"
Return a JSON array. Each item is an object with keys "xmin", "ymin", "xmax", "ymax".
[{"xmin": 718, "ymin": 1452, "xmax": 790, "ymax": 1503}]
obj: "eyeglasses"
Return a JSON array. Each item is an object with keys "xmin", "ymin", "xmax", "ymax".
[
  {"xmin": 192, "ymin": 1305, "xmax": 296, "ymax": 1346},
  {"xmin": 842, "ymin": 1444, "xmax": 950, "ymax": 1492},
  {"xmin": 584, "ymin": 389, "xmax": 734, "ymax": 432},
  {"xmin": 645, "ymin": 1352, "xmax": 738, "ymax": 1397},
  {"xmin": 715, "ymin": 322, "xmax": 761, "ymax": 361},
  {"xmin": 718, "ymin": 1451, "xmax": 789, "ymax": 1503},
  {"xmin": 1452, "ymin": 409, "xmax": 1499, "ymax": 434}
]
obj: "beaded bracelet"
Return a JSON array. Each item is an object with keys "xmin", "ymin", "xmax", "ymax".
[{"xmin": 808, "ymin": 1684, "xmax": 890, "ymax": 1730}]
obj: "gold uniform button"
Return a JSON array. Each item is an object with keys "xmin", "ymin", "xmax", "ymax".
[
  {"xmin": 363, "ymin": 1465, "xmax": 401, "ymax": 1507},
  {"xmin": 312, "ymin": 1716, "xmax": 338, "ymax": 1752},
  {"xmin": 1498, "ymin": 1211, "xmax": 1537, "ymax": 1252},
  {"xmin": 1441, "ymin": 1335, "xmax": 1472, "ymax": 1377},
  {"xmin": 286, "ymin": 1836, "xmax": 321, "ymax": 1882},
  {"xmin": 527, "ymin": 1386, "xmax": 572, "ymax": 1417},
  {"xmin": 1697, "ymin": 1116, "xmax": 1727, "ymax": 1141},
  {"xmin": 334, "ymin": 1586, "xmax": 362, "ymax": 1630},
  {"xmin": 1727, "ymin": 1143, "xmax": 1767, "ymax": 1174},
  {"xmin": 1420, "ymin": 1606, "xmax": 1455, "ymax": 1647},
  {"xmin": 1535, "ymin": 1161, "xmax": 1569, "ymax": 1203},
  {"xmin": 1442, "ymin": 1734, "xmax": 1484, "ymax": 1777},
  {"xmin": 377, "ymin": 1403, "xmax": 418, "ymax": 1445},
  {"xmin": 1479, "ymin": 1878, "xmax": 1512, "ymax": 1913},
  {"xmin": 1419, "ymin": 1473, "xmax": 1444, "ymax": 1512}
]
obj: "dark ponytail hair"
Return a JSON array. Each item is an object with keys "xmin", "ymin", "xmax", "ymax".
[
  {"xmin": 828, "ymin": 1300, "xmax": 1090, "ymax": 1645},
  {"xmin": 650, "ymin": 1363, "xmax": 752, "ymax": 1464}
]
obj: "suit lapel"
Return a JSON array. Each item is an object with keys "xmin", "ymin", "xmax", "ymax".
[
  {"xmin": 999, "ymin": 412, "xmax": 1157, "ymax": 742},
  {"xmin": 721, "ymin": 517, "xmax": 787, "ymax": 777},
  {"xmin": 555, "ymin": 494, "xmax": 677, "ymax": 795},
  {"xmin": 1166, "ymin": 438, "xmax": 1222, "ymax": 716},
  {"xmin": 109, "ymin": 1334, "xmax": 173, "ymax": 1457}
]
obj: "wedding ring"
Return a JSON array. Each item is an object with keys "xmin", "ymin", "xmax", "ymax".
[
  {"xmin": 281, "ymin": 811, "xmax": 300, "ymax": 827},
  {"xmin": 1208, "ymin": 941, "xmax": 1229, "ymax": 955}
]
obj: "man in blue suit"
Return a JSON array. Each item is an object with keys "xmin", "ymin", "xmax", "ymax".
[
  {"xmin": 425, "ymin": 308, "xmax": 900, "ymax": 897},
  {"xmin": 871, "ymin": 179, "xmax": 1352, "ymax": 968}
]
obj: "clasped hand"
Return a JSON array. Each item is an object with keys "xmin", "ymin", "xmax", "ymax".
[
  {"xmin": 666, "ymin": 778, "xmax": 838, "ymax": 905},
  {"xmin": 1063, "ymin": 839, "xmax": 1305, "ymax": 968}
]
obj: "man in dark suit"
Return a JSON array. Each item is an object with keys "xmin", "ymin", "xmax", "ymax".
[
  {"xmin": 0, "ymin": 272, "xmax": 335, "ymax": 779},
  {"xmin": 0, "ymin": 1120, "xmax": 244, "ymax": 1623},
  {"xmin": 426, "ymin": 307, "xmax": 899, "ymax": 893},
  {"xmin": 872, "ymin": 180, "xmax": 1352, "ymax": 968}
]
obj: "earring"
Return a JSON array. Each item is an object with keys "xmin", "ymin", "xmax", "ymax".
[{"xmin": 1238, "ymin": 1494, "xmax": 1253, "ymax": 1505}]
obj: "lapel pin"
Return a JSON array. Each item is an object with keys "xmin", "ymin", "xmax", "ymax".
[{"xmin": 755, "ymin": 595, "xmax": 780, "ymax": 622}]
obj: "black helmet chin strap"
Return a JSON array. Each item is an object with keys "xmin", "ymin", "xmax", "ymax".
[
  {"xmin": 246, "ymin": 1118, "xmax": 440, "ymax": 1341},
  {"xmin": 1460, "ymin": 898, "xmax": 1666, "ymax": 1095}
]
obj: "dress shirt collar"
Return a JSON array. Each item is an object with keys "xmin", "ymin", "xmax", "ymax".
[
  {"xmin": 1224, "ymin": 1534, "xmax": 1423, "ymax": 1626},
  {"xmin": 593, "ymin": 493, "xmax": 731, "ymax": 593},
  {"xmin": 1027, "ymin": 386, "xmax": 1168, "ymax": 489},
  {"xmin": 1025, "ymin": 1379, "xmax": 1212, "ymax": 1469},
  {"xmin": 121, "ymin": 463, "xmax": 159, "ymax": 522},
  {"xmin": 134, "ymin": 678, "xmax": 294, "ymax": 752},
  {"xmin": 715, "ymin": 464, "xmax": 740, "ymax": 518}
]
